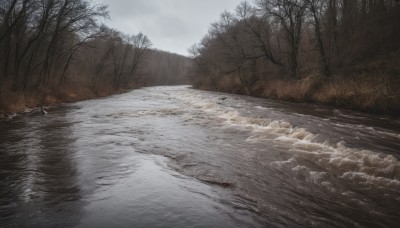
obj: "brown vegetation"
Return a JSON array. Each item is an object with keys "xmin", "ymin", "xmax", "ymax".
[
  {"xmin": 189, "ymin": 0, "xmax": 400, "ymax": 115},
  {"xmin": 0, "ymin": 0, "xmax": 154, "ymax": 114}
]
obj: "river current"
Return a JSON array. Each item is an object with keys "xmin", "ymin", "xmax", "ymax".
[{"xmin": 1, "ymin": 86, "xmax": 399, "ymax": 227}]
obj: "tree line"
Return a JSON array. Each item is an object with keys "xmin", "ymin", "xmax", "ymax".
[
  {"xmin": 189, "ymin": 0, "xmax": 400, "ymax": 107},
  {"xmin": 142, "ymin": 50, "xmax": 191, "ymax": 86},
  {"xmin": 0, "ymin": 0, "xmax": 153, "ymax": 110}
]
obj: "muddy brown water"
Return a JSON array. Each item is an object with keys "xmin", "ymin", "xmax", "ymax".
[{"xmin": 1, "ymin": 86, "xmax": 399, "ymax": 227}]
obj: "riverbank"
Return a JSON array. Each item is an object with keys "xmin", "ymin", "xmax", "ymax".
[
  {"xmin": 193, "ymin": 67, "xmax": 400, "ymax": 117},
  {"xmin": 0, "ymin": 84, "xmax": 138, "ymax": 117}
]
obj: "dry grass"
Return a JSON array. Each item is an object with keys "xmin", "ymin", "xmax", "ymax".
[
  {"xmin": 261, "ymin": 75, "xmax": 399, "ymax": 115},
  {"xmin": 199, "ymin": 69, "xmax": 399, "ymax": 116},
  {"xmin": 300, "ymin": 74, "xmax": 326, "ymax": 98},
  {"xmin": 260, "ymin": 80, "xmax": 303, "ymax": 100},
  {"xmin": 0, "ymin": 80, "xmax": 139, "ymax": 114},
  {"xmin": 219, "ymin": 75, "xmax": 244, "ymax": 94},
  {"xmin": 313, "ymin": 74, "xmax": 399, "ymax": 113}
]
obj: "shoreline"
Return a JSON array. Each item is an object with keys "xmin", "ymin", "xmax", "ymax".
[
  {"xmin": 193, "ymin": 81, "xmax": 400, "ymax": 118},
  {"xmin": 0, "ymin": 87, "xmax": 136, "ymax": 119},
  {"xmin": 2, "ymin": 84, "xmax": 399, "ymax": 119}
]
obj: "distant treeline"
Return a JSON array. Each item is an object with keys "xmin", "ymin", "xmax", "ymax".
[
  {"xmin": 142, "ymin": 50, "xmax": 191, "ymax": 86},
  {"xmin": 0, "ymin": 0, "xmax": 190, "ymax": 112},
  {"xmin": 189, "ymin": 0, "xmax": 400, "ymax": 114}
]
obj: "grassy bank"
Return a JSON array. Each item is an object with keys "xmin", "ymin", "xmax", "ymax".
[
  {"xmin": 193, "ymin": 61, "xmax": 400, "ymax": 116},
  {"xmin": 0, "ymin": 82, "xmax": 139, "ymax": 115}
]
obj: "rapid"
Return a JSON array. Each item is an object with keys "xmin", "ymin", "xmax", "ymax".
[{"xmin": 1, "ymin": 86, "xmax": 399, "ymax": 227}]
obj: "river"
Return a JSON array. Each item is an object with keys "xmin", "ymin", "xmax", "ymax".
[{"xmin": 1, "ymin": 86, "xmax": 399, "ymax": 228}]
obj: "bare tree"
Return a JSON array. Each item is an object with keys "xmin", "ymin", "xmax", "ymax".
[
  {"xmin": 236, "ymin": 1, "xmax": 284, "ymax": 67},
  {"xmin": 257, "ymin": 0, "xmax": 307, "ymax": 78},
  {"xmin": 127, "ymin": 33, "xmax": 152, "ymax": 86},
  {"xmin": 305, "ymin": 0, "xmax": 330, "ymax": 76}
]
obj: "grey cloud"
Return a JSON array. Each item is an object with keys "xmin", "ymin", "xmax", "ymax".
[{"xmin": 92, "ymin": 0, "xmax": 243, "ymax": 55}]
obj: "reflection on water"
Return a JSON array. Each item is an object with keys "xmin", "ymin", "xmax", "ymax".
[
  {"xmin": 1, "ymin": 86, "xmax": 399, "ymax": 227},
  {"xmin": 0, "ymin": 109, "xmax": 83, "ymax": 227}
]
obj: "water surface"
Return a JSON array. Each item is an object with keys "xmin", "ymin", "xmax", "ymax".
[{"xmin": 1, "ymin": 86, "xmax": 399, "ymax": 227}]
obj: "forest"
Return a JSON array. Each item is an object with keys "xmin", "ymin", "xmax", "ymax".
[
  {"xmin": 0, "ymin": 0, "xmax": 189, "ymax": 113},
  {"xmin": 189, "ymin": 0, "xmax": 400, "ymax": 115},
  {"xmin": 143, "ymin": 50, "xmax": 191, "ymax": 86}
]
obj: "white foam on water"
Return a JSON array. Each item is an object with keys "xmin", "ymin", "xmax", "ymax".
[
  {"xmin": 270, "ymin": 158, "xmax": 296, "ymax": 168},
  {"xmin": 307, "ymin": 171, "xmax": 329, "ymax": 185},
  {"xmin": 292, "ymin": 165, "xmax": 309, "ymax": 172},
  {"xmin": 109, "ymin": 108, "xmax": 183, "ymax": 118},
  {"xmin": 332, "ymin": 123, "xmax": 400, "ymax": 139},
  {"xmin": 285, "ymin": 139, "xmax": 400, "ymax": 188},
  {"xmin": 376, "ymin": 130, "xmax": 400, "ymax": 139},
  {"xmin": 7, "ymin": 113, "xmax": 18, "ymax": 119},
  {"xmin": 177, "ymin": 93, "xmax": 400, "ymax": 188},
  {"xmin": 341, "ymin": 172, "xmax": 400, "ymax": 188},
  {"xmin": 255, "ymin": 106, "xmax": 272, "ymax": 111}
]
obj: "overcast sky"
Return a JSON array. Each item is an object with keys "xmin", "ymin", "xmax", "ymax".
[{"xmin": 91, "ymin": 0, "xmax": 243, "ymax": 56}]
